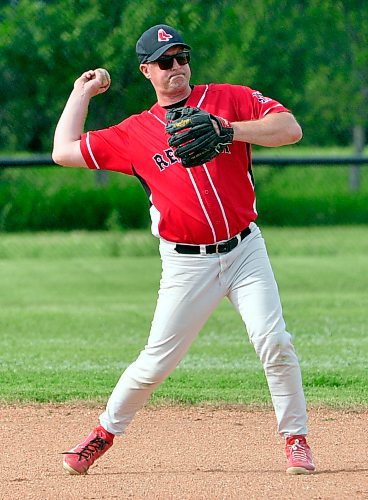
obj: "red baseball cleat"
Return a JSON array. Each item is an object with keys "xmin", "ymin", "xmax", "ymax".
[
  {"xmin": 62, "ymin": 425, "xmax": 114, "ymax": 475},
  {"xmin": 285, "ymin": 435, "xmax": 316, "ymax": 475}
]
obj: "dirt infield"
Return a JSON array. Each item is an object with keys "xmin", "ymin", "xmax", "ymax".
[{"xmin": 1, "ymin": 404, "xmax": 368, "ymax": 499}]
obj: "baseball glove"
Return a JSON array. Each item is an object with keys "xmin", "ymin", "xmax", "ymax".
[{"xmin": 165, "ymin": 106, "xmax": 234, "ymax": 168}]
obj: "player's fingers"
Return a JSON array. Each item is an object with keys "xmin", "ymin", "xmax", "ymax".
[
  {"xmin": 80, "ymin": 70, "xmax": 95, "ymax": 81},
  {"xmin": 73, "ymin": 69, "xmax": 111, "ymax": 96},
  {"xmin": 74, "ymin": 70, "xmax": 94, "ymax": 88}
]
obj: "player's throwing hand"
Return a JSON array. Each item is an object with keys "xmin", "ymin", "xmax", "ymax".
[{"xmin": 74, "ymin": 68, "xmax": 111, "ymax": 97}]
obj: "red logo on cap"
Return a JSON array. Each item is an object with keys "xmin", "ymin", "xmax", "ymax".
[{"xmin": 158, "ymin": 28, "xmax": 173, "ymax": 42}]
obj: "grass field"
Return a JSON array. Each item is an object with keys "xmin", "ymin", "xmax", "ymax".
[{"xmin": 0, "ymin": 226, "xmax": 367, "ymax": 407}]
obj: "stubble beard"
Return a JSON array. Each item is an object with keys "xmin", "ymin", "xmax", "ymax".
[{"xmin": 167, "ymin": 74, "xmax": 190, "ymax": 96}]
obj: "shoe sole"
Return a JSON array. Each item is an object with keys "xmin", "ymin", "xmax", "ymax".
[
  {"xmin": 63, "ymin": 461, "xmax": 88, "ymax": 475},
  {"xmin": 286, "ymin": 466, "xmax": 315, "ymax": 475}
]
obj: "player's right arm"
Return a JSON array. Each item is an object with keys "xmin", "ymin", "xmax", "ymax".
[{"xmin": 52, "ymin": 69, "xmax": 110, "ymax": 168}]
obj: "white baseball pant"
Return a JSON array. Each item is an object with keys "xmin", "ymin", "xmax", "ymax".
[{"xmin": 99, "ymin": 223, "xmax": 308, "ymax": 437}]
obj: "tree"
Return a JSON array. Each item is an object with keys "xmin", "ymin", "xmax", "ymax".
[{"xmin": 0, "ymin": 0, "xmax": 366, "ymax": 151}]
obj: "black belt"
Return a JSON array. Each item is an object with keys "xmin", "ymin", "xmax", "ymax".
[{"xmin": 175, "ymin": 227, "xmax": 251, "ymax": 255}]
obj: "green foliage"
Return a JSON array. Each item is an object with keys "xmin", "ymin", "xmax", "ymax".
[
  {"xmin": 0, "ymin": 166, "xmax": 150, "ymax": 231},
  {"xmin": 255, "ymin": 164, "xmax": 368, "ymax": 225},
  {"xmin": 0, "ymin": 228, "xmax": 367, "ymax": 405},
  {"xmin": 301, "ymin": 1, "xmax": 368, "ymax": 143},
  {"xmin": 1, "ymin": 160, "xmax": 367, "ymax": 231},
  {"xmin": 0, "ymin": 0, "xmax": 367, "ymax": 151}
]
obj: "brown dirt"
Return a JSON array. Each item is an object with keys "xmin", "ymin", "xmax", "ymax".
[{"xmin": 1, "ymin": 404, "xmax": 368, "ymax": 499}]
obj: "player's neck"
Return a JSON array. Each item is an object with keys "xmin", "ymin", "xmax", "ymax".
[{"xmin": 156, "ymin": 87, "xmax": 192, "ymax": 107}]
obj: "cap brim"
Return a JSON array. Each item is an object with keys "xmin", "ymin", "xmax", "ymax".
[{"xmin": 146, "ymin": 43, "xmax": 191, "ymax": 63}]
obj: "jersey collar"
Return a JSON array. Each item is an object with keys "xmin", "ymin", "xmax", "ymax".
[{"xmin": 150, "ymin": 85, "xmax": 207, "ymax": 122}]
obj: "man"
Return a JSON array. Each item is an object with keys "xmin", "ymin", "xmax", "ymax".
[{"xmin": 53, "ymin": 24, "xmax": 315, "ymax": 476}]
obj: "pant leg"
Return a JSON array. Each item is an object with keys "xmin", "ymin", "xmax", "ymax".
[
  {"xmin": 227, "ymin": 230, "xmax": 308, "ymax": 436},
  {"xmin": 100, "ymin": 240, "xmax": 225, "ymax": 435}
]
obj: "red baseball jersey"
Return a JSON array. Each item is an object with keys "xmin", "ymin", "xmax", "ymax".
[{"xmin": 80, "ymin": 83, "xmax": 289, "ymax": 244}]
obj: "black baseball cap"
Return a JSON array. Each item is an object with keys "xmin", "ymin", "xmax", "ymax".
[{"xmin": 136, "ymin": 24, "xmax": 191, "ymax": 64}]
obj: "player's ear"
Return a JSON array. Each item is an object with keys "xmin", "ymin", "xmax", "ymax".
[{"xmin": 139, "ymin": 63, "xmax": 151, "ymax": 80}]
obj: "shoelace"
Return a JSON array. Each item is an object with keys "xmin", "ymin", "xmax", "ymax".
[
  {"xmin": 289, "ymin": 439, "xmax": 308, "ymax": 463},
  {"xmin": 63, "ymin": 436, "xmax": 108, "ymax": 461}
]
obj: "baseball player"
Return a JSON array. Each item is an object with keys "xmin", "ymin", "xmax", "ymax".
[{"xmin": 53, "ymin": 24, "xmax": 315, "ymax": 475}]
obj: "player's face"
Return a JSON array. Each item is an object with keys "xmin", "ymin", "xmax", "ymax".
[{"xmin": 140, "ymin": 46, "xmax": 191, "ymax": 99}]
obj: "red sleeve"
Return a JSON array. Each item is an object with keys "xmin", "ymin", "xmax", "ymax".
[
  {"xmin": 80, "ymin": 122, "xmax": 134, "ymax": 175},
  {"xmin": 234, "ymin": 85, "xmax": 290, "ymax": 121}
]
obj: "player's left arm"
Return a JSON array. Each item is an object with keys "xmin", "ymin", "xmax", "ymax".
[{"xmin": 231, "ymin": 112, "xmax": 302, "ymax": 147}]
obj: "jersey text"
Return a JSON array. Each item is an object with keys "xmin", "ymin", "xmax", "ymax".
[{"xmin": 153, "ymin": 149, "xmax": 179, "ymax": 171}]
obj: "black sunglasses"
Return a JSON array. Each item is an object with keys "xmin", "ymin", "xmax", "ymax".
[{"xmin": 154, "ymin": 51, "xmax": 191, "ymax": 70}]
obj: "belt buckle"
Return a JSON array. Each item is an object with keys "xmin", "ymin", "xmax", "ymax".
[
  {"xmin": 215, "ymin": 242, "xmax": 223, "ymax": 253},
  {"xmin": 216, "ymin": 240, "xmax": 230, "ymax": 253},
  {"xmin": 218, "ymin": 234, "xmax": 241, "ymax": 254}
]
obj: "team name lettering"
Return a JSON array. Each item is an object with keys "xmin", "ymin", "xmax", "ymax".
[
  {"xmin": 252, "ymin": 91, "xmax": 272, "ymax": 104},
  {"xmin": 152, "ymin": 148, "xmax": 179, "ymax": 171}
]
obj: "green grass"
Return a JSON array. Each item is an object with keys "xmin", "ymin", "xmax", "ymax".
[{"xmin": 0, "ymin": 227, "xmax": 367, "ymax": 407}]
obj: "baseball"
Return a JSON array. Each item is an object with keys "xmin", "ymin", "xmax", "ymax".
[{"xmin": 96, "ymin": 68, "xmax": 111, "ymax": 89}]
